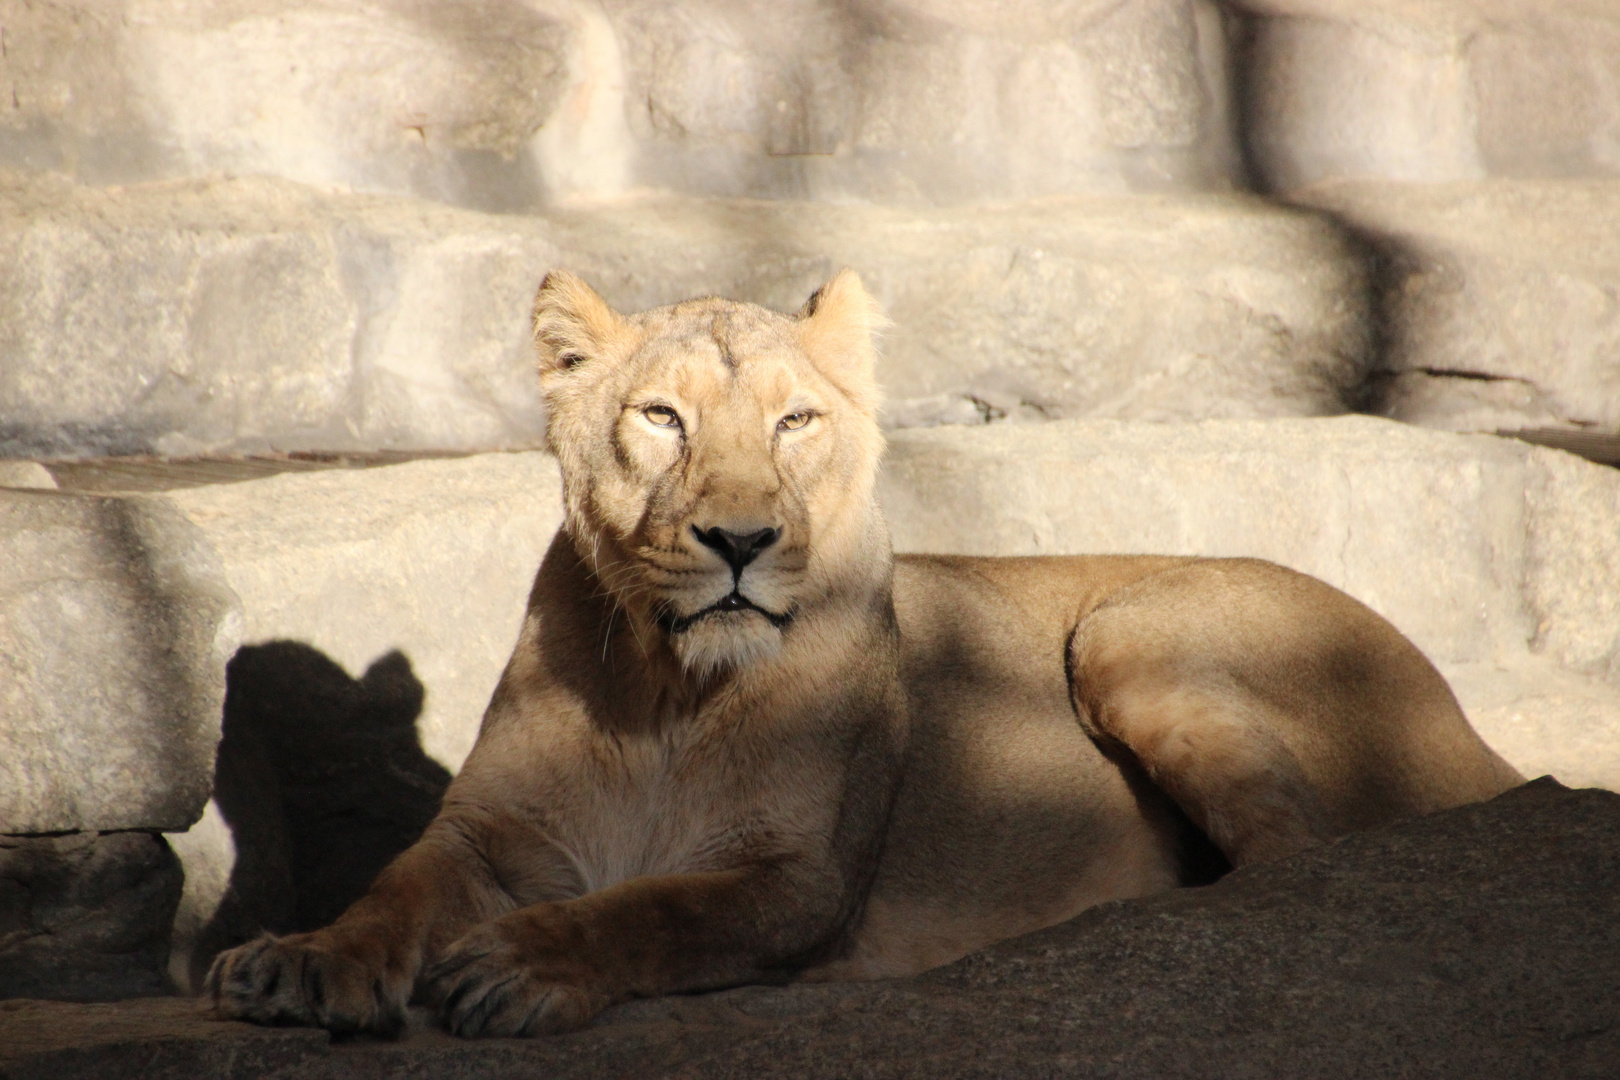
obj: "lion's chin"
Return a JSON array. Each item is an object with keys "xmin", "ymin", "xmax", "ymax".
[{"xmin": 669, "ymin": 611, "xmax": 784, "ymax": 677}]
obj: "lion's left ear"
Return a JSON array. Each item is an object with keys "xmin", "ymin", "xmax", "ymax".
[
  {"xmin": 532, "ymin": 270, "xmax": 631, "ymax": 376},
  {"xmin": 796, "ymin": 268, "xmax": 886, "ymax": 412}
]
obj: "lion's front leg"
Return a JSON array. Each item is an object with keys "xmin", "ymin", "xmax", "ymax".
[
  {"xmin": 425, "ymin": 863, "xmax": 840, "ymax": 1038},
  {"xmin": 207, "ymin": 827, "xmax": 508, "ymax": 1036}
]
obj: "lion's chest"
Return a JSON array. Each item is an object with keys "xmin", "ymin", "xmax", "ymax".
[{"xmin": 515, "ymin": 729, "xmax": 766, "ymax": 901}]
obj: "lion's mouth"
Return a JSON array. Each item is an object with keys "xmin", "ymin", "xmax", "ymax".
[{"xmin": 657, "ymin": 591, "xmax": 794, "ymax": 635}]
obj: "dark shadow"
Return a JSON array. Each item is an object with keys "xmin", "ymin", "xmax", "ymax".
[
  {"xmin": 1088, "ymin": 735, "xmax": 1234, "ymax": 889},
  {"xmin": 189, "ymin": 642, "xmax": 451, "ymax": 988}
]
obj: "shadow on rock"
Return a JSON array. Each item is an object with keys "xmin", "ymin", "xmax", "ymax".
[{"xmin": 189, "ymin": 642, "xmax": 450, "ymax": 988}]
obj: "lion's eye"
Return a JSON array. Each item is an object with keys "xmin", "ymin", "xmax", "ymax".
[
  {"xmin": 778, "ymin": 411, "xmax": 811, "ymax": 432},
  {"xmin": 644, "ymin": 405, "xmax": 683, "ymax": 429}
]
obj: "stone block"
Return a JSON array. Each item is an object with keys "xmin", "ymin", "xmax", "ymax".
[
  {"xmin": 1442, "ymin": 660, "xmax": 1620, "ymax": 793},
  {"xmin": 884, "ymin": 417, "xmax": 1530, "ymax": 665},
  {"xmin": 0, "ymin": 172, "xmax": 1372, "ymax": 457},
  {"xmin": 0, "ymin": 0, "xmax": 1242, "ymax": 207},
  {"xmin": 0, "ymin": 487, "xmax": 238, "ymax": 834},
  {"xmin": 0, "ymin": 832, "xmax": 182, "ymax": 1002},
  {"xmin": 0, "ymin": 173, "xmax": 560, "ymax": 458},
  {"xmin": 610, "ymin": 0, "xmax": 1244, "ymax": 202},
  {"xmin": 0, "ymin": 0, "xmax": 572, "ymax": 211},
  {"xmin": 1231, "ymin": 0, "xmax": 1620, "ymax": 190},
  {"xmin": 1296, "ymin": 179, "xmax": 1620, "ymax": 435},
  {"xmin": 161, "ymin": 453, "xmax": 564, "ymax": 773}
]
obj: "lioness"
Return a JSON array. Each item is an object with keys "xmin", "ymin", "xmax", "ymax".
[{"xmin": 209, "ymin": 270, "xmax": 1522, "ymax": 1038}]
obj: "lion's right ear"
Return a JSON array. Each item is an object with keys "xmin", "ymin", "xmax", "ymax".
[{"xmin": 532, "ymin": 270, "xmax": 628, "ymax": 375}]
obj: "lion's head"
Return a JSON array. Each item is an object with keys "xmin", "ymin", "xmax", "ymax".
[{"xmin": 533, "ymin": 270, "xmax": 891, "ymax": 677}]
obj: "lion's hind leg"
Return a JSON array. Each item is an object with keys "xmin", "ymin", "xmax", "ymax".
[
  {"xmin": 1070, "ymin": 663, "xmax": 1331, "ymax": 867},
  {"xmin": 1067, "ymin": 559, "xmax": 1520, "ymax": 869}
]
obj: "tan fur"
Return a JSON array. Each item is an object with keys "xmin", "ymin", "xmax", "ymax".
[{"xmin": 209, "ymin": 272, "xmax": 1523, "ymax": 1037}]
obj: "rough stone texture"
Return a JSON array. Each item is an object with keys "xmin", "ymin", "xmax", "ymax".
[
  {"xmin": 0, "ymin": 996, "xmax": 330, "ymax": 1079},
  {"xmin": 1445, "ymin": 661, "xmax": 1620, "ymax": 793},
  {"xmin": 607, "ymin": 0, "xmax": 1244, "ymax": 203},
  {"xmin": 0, "ymin": 173, "xmax": 559, "ymax": 458},
  {"xmin": 1521, "ymin": 441, "xmax": 1620, "ymax": 684},
  {"xmin": 882, "ymin": 417, "xmax": 1606, "ymax": 670},
  {"xmin": 0, "ymin": 832, "xmax": 182, "ymax": 1002},
  {"xmin": 878, "ymin": 416, "xmax": 1620, "ymax": 786},
  {"xmin": 3, "ymin": 780, "xmax": 1616, "ymax": 1078},
  {"xmin": 0, "ymin": 0, "xmax": 1241, "ymax": 208},
  {"xmin": 161, "ymin": 453, "xmax": 563, "ymax": 773},
  {"xmin": 1295, "ymin": 179, "xmax": 1620, "ymax": 436},
  {"xmin": 1231, "ymin": 0, "xmax": 1620, "ymax": 191},
  {"xmin": 0, "ymin": 487, "xmax": 238, "ymax": 834},
  {"xmin": 0, "ymin": 171, "xmax": 1371, "ymax": 457},
  {"xmin": 0, "ymin": 0, "xmax": 572, "ymax": 211},
  {"xmin": 0, "ymin": 461, "xmax": 53, "ymax": 489}
]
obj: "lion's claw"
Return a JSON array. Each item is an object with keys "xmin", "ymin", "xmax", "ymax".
[
  {"xmin": 426, "ymin": 925, "xmax": 607, "ymax": 1038},
  {"xmin": 206, "ymin": 932, "xmax": 407, "ymax": 1037}
]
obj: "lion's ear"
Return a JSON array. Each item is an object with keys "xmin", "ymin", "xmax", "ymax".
[
  {"xmin": 796, "ymin": 268, "xmax": 886, "ymax": 412},
  {"xmin": 532, "ymin": 270, "xmax": 628, "ymax": 375}
]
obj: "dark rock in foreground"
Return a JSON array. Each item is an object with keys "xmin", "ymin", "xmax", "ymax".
[
  {"xmin": 2, "ymin": 778, "xmax": 1615, "ymax": 1079},
  {"xmin": 0, "ymin": 832, "xmax": 183, "ymax": 1002}
]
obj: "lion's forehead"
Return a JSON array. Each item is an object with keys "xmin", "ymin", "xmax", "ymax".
[{"xmin": 622, "ymin": 328, "xmax": 822, "ymax": 414}]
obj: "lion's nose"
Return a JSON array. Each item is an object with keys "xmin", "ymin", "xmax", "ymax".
[{"xmin": 693, "ymin": 525, "xmax": 780, "ymax": 574}]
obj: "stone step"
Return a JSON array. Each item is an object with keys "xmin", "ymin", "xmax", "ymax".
[
  {"xmin": 1231, "ymin": 0, "xmax": 1620, "ymax": 191},
  {"xmin": 0, "ymin": 0, "xmax": 1243, "ymax": 208},
  {"xmin": 0, "ymin": 172, "xmax": 1370, "ymax": 459},
  {"xmin": 883, "ymin": 416, "xmax": 1620, "ymax": 685},
  {"xmin": 1294, "ymin": 178, "xmax": 1620, "ymax": 437}
]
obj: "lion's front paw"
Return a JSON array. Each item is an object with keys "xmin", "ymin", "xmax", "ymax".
[
  {"xmin": 205, "ymin": 931, "xmax": 408, "ymax": 1036},
  {"xmin": 424, "ymin": 919, "xmax": 611, "ymax": 1038}
]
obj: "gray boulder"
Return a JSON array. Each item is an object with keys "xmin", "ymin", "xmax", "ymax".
[
  {"xmin": 0, "ymin": 487, "xmax": 237, "ymax": 834},
  {"xmin": 160, "ymin": 452, "xmax": 565, "ymax": 773},
  {"xmin": 883, "ymin": 416, "xmax": 1620, "ymax": 679},
  {"xmin": 0, "ymin": 173, "xmax": 558, "ymax": 459},
  {"xmin": 1, "ymin": 779, "xmax": 1615, "ymax": 1078},
  {"xmin": 0, "ymin": 461, "xmax": 54, "ymax": 490}
]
